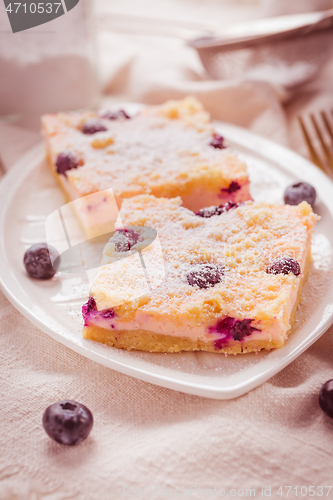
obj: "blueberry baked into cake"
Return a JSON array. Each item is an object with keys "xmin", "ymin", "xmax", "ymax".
[
  {"xmin": 82, "ymin": 195, "xmax": 319, "ymax": 354},
  {"xmin": 42, "ymin": 97, "xmax": 251, "ymax": 238}
]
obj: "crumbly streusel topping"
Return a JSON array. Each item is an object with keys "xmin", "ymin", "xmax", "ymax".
[
  {"xmin": 42, "ymin": 97, "xmax": 248, "ymax": 198},
  {"xmin": 90, "ymin": 195, "xmax": 319, "ymax": 327}
]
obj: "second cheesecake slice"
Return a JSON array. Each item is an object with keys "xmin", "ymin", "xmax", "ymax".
[{"xmin": 42, "ymin": 97, "xmax": 251, "ymax": 238}]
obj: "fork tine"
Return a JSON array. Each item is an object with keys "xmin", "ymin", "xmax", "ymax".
[
  {"xmin": 298, "ymin": 115, "xmax": 326, "ymax": 172},
  {"xmin": 321, "ymin": 110, "xmax": 333, "ymax": 144},
  {"xmin": 310, "ymin": 113, "xmax": 333, "ymax": 175}
]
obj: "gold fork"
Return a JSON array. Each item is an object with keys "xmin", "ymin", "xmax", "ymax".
[{"xmin": 298, "ymin": 110, "xmax": 333, "ymax": 177}]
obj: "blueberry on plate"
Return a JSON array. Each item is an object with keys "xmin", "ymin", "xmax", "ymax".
[
  {"xmin": 319, "ymin": 380, "xmax": 333, "ymax": 418},
  {"xmin": 266, "ymin": 257, "xmax": 301, "ymax": 277},
  {"xmin": 24, "ymin": 243, "xmax": 59, "ymax": 280},
  {"xmin": 284, "ymin": 182, "xmax": 316, "ymax": 207},
  {"xmin": 43, "ymin": 400, "xmax": 93, "ymax": 445}
]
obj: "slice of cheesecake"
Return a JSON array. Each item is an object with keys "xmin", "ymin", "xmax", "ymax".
[
  {"xmin": 82, "ymin": 195, "xmax": 319, "ymax": 355},
  {"xmin": 42, "ymin": 97, "xmax": 251, "ymax": 238}
]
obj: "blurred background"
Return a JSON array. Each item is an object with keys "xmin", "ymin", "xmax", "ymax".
[{"xmin": 1, "ymin": 0, "xmax": 333, "ymax": 170}]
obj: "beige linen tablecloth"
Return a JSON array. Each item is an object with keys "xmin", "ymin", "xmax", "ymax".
[{"xmin": 2, "ymin": 2, "xmax": 333, "ymax": 498}]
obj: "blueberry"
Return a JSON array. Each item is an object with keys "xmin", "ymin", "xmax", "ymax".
[
  {"xmin": 101, "ymin": 309, "xmax": 115, "ymax": 319},
  {"xmin": 43, "ymin": 400, "xmax": 93, "ymax": 445},
  {"xmin": 81, "ymin": 119, "xmax": 107, "ymax": 135},
  {"xmin": 210, "ymin": 133, "xmax": 225, "ymax": 149},
  {"xmin": 267, "ymin": 257, "xmax": 301, "ymax": 277},
  {"xmin": 24, "ymin": 243, "xmax": 59, "ymax": 280},
  {"xmin": 319, "ymin": 380, "xmax": 333, "ymax": 418},
  {"xmin": 112, "ymin": 229, "xmax": 139, "ymax": 252},
  {"xmin": 82, "ymin": 297, "xmax": 115, "ymax": 326},
  {"xmin": 187, "ymin": 263, "xmax": 224, "ymax": 289},
  {"xmin": 83, "ymin": 297, "xmax": 96, "ymax": 314},
  {"xmin": 101, "ymin": 109, "xmax": 130, "ymax": 120},
  {"xmin": 55, "ymin": 151, "xmax": 79, "ymax": 176},
  {"xmin": 211, "ymin": 316, "xmax": 261, "ymax": 349},
  {"xmin": 221, "ymin": 181, "xmax": 241, "ymax": 194},
  {"xmin": 284, "ymin": 182, "xmax": 316, "ymax": 207},
  {"xmin": 195, "ymin": 201, "xmax": 239, "ymax": 218},
  {"xmin": 228, "ymin": 318, "xmax": 260, "ymax": 341},
  {"xmin": 82, "ymin": 297, "xmax": 97, "ymax": 327},
  {"xmin": 195, "ymin": 206, "xmax": 220, "ymax": 218}
]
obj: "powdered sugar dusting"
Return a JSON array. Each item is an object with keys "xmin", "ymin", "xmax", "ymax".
[
  {"xmin": 91, "ymin": 195, "xmax": 318, "ymax": 338},
  {"xmin": 42, "ymin": 97, "xmax": 249, "ymax": 199}
]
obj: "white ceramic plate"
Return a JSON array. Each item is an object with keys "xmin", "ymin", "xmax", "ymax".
[{"xmin": 1, "ymin": 122, "xmax": 333, "ymax": 400}]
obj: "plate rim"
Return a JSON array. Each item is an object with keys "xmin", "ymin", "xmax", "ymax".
[{"xmin": 1, "ymin": 122, "xmax": 333, "ymax": 400}]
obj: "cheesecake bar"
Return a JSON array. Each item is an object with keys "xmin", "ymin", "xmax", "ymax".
[
  {"xmin": 82, "ymin": 195, "xmax": 319, "ymax": 354},
  {"xmin": 42, "ymin": 97, "xmax": 251, "ymax": 238}
]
